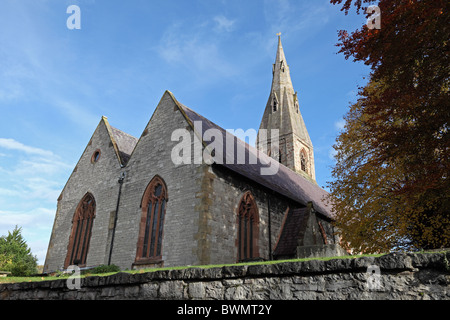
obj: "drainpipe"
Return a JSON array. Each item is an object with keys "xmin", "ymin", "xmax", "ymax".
[
  {"xmin": 108, "ymin": 171, "xmax": 125, "ymax": 265},
  {"xmin": 267, "ymin": 194, "xmax": 273, "ymax": 261}
]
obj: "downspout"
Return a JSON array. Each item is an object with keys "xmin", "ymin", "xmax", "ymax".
[
  {"xmin": 267, "ymin": 194, "xmax": 273, "ymax": 261},
  {"xmin": 108, "ymin": 171, "xmax": 125, "ymax": 265}
]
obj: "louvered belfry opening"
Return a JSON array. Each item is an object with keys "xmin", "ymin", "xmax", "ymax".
[
  {"xmin": 237, "ymin": 191, "xmax": 259, "ymax": 262},
  {"xmin": 64, "ymin": 193, "xmax": 96, "ymax": 268}
]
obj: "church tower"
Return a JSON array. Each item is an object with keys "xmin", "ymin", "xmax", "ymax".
[{"xmin": 257, "ymin": 35, "xmax": 316, "ymax": 183}]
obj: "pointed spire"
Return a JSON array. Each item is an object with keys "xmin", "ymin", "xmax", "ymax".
[
  {"xmin": 257, "ymin": 34, "xmax": 316, "ymax": 182},
  {"xmin": 270, "ymin": 35, "xmax": 294, "ymax": 97},
  {"xmin": 275, "ymin": 34, "xmax": 286, "ymax": 66}
]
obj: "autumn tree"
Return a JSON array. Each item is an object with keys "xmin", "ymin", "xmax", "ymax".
[{"xmin": 328, "ymin": 0, "xmax": 449, "ymax": 252}]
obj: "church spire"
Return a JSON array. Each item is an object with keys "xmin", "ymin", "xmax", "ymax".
[
  {"xmin": 257, "ymin": 35, "xmax": 316, "ymax": 182},
  {"xmin": 271, "ymin": 34, "xmax": 293, "ymax": 95}
]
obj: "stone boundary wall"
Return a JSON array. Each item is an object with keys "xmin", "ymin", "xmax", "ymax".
[{"xmin": 1, "ymin": 252, "xmax": 449, "ymax": 300}]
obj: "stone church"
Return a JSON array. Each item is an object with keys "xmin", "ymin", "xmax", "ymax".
[{"xmin": 43, "ymin": 36, "xmax": 346, "ymax": 273}]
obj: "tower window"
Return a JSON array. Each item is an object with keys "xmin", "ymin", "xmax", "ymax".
[{"xmin": 301, "ymin": 150, "xmax": 308, "ymax": 173}]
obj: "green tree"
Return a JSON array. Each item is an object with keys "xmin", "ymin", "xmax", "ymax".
[{"xmin": 0, "ymin": 226, "xmax": 38, "ymax": 276}]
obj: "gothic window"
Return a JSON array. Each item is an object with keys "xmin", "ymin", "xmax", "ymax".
[
  {"xmin": 294, "ymin": 93, "xmax": 299, "ymax": 114},
  {"xmin": 272, "ymin": 93, "xmax": 278, "ymax": 112},
  {"xmin": 136, "ymin": 176, "xmax": 168, "ymax": 262},
  {"xmin": 300, "ymin": 150, "xmax": 308, "ymax": 173},
  {"xmin": 64, "ymin": 193, "xmax": 96, "ymax": 268},
  {"xmin": 237, "ymin": 191, "xmax": 259, "ymax": 262}
]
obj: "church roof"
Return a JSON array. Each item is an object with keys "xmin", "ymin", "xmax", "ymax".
[
  {"xmin": 273, "ymin": 207, "xmax": 310, "ymax": 257},
  {"xmin": 109, "ymin": 125, "xmax": 138, "ymax": 166},
  {"xmin": 173, "ymin": 94, "xmax": 334, "ymax": 220},
  {"xmin": 100, "ymin": 116, "xmax": 138, "ymax": 166}
]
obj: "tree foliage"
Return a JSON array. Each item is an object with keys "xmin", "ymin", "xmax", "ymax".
[
  {"xmin": 328, "ymin": 0, "xmax": 449, "ymax": 252},
  {"xmin": 0, "ymin": 226, "xmax": 38, "ymax": 276}
]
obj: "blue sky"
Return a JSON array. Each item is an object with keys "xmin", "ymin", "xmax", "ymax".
[{"xmin": 0, "ymin": 0, "xmax": 369, "ymax": 265}]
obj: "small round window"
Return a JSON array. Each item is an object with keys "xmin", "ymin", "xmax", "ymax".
[{"xmin": 91, "ymin": 149, "xmax": 101, "ymax": 163}]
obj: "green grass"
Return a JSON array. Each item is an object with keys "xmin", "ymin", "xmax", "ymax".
[
  {"xmin": 0, "ymin": 252, "xmax": 387, "ymax": 284},
  {"xmin": 3, "ymin": 250, "xmax": 446, "ymax": 284},
  {"xmin": 129, "ymin": 253, "xmax": 388, "ymax": 274}
]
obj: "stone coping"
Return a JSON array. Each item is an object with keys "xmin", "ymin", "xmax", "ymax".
[{"xmin": 1, "ymin": 252, "xmax": 448, "ymax": 292}]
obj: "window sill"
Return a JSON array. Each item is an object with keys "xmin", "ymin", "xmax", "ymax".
[{"xmin": 133, "ymin": 257, "xmax": 164, "ymax": 269}]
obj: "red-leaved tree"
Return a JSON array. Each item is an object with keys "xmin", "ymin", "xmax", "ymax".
[{"xmin": 328, "ymin": 0, "xmax": 449, "ymax": 252}]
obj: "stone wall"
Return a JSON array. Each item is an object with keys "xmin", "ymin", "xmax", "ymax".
[{"xmin": 2, "ymin": 252, "xmax": 449, "ymax": 300}]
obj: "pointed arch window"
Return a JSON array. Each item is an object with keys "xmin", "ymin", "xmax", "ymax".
[
  {"xmin": 272, "ymin": 93, "xmax": 279, "ymax": 112},
  {"xmin": 294, "ymin": 93, "xmax": 300, "ymax": 114},
  {"xmin": 64, "ymin": 193, "xmax": 96, "ymax": 268},
  {"xmin": 237, "ymin": 191, "xmax": 259, "ymax": 262},
  {"xmin": 135, "ymin": 176, "xmax": 168, "ymax": 264}
]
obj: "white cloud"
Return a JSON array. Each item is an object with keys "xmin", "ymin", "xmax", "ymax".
[
  {"xmin": 213, "ymin": 15, "xmax": 235, "ymax": 32},
  {"xmin": 0, "ymin": 140, "xmax": 64, "ymax": 265},
  {"xmin": 0, "ymin": 208, "xmax": 54, "ymax": 228},
  {"xmin": 156, "ymin": 22, "xmax": 239, "ymax": 81},
  {"xmin": 13, "ymin": 158, "xmax": 72, "ymax": 176},
  {"xmin": 0, "ymin": 138, "xmax": 54, "ymax": 157},
  {"xmin": 0, "ymin": 139, "xmax": 68, "ymax": 224},
  {"xmin": 262, "ymin": 0, "xmax": 332, "ymax": 42},
  {"xmin": 334, "ymin": 119, "xmax": 346, "ymax": 131},
  {"xmin": 0, "ymin": 187, "xmax": 22, "ymax": 197},
  {"xmin": 328, "ymin": 148, "xmax": 337, "ymax": 160},
  {"xmin": 50, "ymin": 98, "xmax": 99, "ymax": 130},
  {"xmin": 0, "ymin": 208, "xmax": 54, "ymax": 265}
]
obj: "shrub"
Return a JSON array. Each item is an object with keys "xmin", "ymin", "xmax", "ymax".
[{"xmin": 82, "ymin": 264, "xmax": 120, "ymax": 275}]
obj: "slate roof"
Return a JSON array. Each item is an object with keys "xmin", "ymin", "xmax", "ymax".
[
  {"xmin": 272, "ymin": 207, "xmax": 310, "ymax": 257},
  {"xmin": 109, "ymin": 126, "xmax": 138, "ymax": 166},
  {"xmin": 176, "ymin": 100, "xmax": 334, "ymax": 220}
]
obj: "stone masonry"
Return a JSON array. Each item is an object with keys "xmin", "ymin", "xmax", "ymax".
[{"xmin": 4, "ymin": 252, "xmax": 449, "ymax": 300}]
